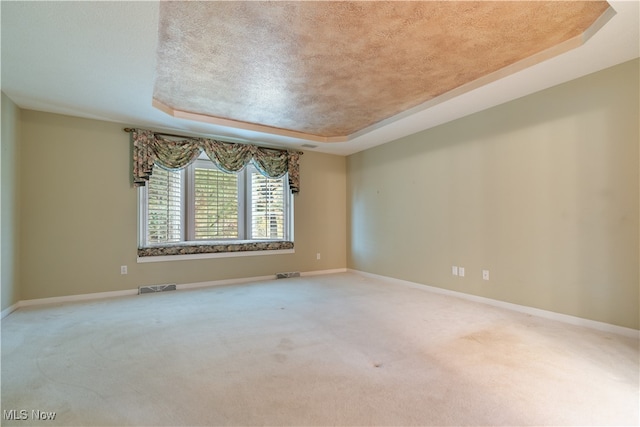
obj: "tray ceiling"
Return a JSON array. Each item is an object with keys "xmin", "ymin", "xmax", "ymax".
[{"xmin": 153, "ymin": 1, "xmax": 610, "ymax": 142}]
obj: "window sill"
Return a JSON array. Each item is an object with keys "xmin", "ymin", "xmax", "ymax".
[{"xmin": 137, "ymin": 241, "xmax": 294, "ymax": 263}]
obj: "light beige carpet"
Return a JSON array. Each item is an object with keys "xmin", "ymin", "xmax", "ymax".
[{"xmin": 1, "ymin": 272, "xmax": 638, "ymax": 426}]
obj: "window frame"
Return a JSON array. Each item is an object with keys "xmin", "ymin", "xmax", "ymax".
[{"xmin": 137, "ymin": 159, "xmax": 294, "ymax": 262}]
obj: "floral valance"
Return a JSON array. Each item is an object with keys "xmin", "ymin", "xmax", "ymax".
[{"xmin": 131, "ymin": 128, "xmax": 301, "ymax": 193}]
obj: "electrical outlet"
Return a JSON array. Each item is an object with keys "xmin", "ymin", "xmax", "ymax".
[
  {"xmin": 452, "ymin": 266, "xmax": 458, "ymax": 276},
  {"xmin": 458, "ymin": 267, "xmax": 465, "ymax": 277},
  {"xmin": 316, "ymin": 253, "xmax": 321, "ymax": 260},
  {"xmin": 482, "ymin": 270, "xmax": 490, "ymax": 280},
  {"xmin": 120, "ymin": 265, "xmax": 128, "ymax": 275}
]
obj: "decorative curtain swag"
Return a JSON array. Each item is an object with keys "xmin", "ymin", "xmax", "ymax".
[{"xmin": 131, "ymin": 128, "xmax": 301, "ymax": 193}]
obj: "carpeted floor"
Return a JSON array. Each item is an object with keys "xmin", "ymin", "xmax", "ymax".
[{"xmin": 1, "ymin": 272, "xmax": 638, "ymax": 426}]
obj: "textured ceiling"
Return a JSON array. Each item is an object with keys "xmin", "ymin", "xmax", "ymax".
[{"xmin": 153, "ymin": 1, "xmax": 610, "ymax": 142}]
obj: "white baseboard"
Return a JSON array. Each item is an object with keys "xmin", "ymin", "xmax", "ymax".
[
  {"xmin": 1, "ymin": 303, "xmax": 19, "ymax": 319},
  {"xmin": 3, "ymin": 268, "xmax": 349, "ymax": 317},
  {"xmin": 348, "ymin": 269, "xmax": 640, "ymax": 339}
]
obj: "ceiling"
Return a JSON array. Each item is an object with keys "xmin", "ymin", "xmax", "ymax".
[{"xmin": 2, "ymin": 1, "xmax": 638, "ymax": 156}]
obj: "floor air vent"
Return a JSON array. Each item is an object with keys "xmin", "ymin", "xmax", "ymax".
[
  {"xmin": 276, "ymin": 272, "xmax": 301, "ymax": 279},
  {"xmin": 139, "ymin": 284, "xmax": 177, "ymax": 294}
]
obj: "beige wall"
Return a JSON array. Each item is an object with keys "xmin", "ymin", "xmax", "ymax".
[
  {"xmin": 348, "ymin": 59, "xmax": 639, "ymax": 329},
  {"xmin": 1, "ymin": 93, "xmax": 21, "ymax": 311},
  {"xmin": 19, "ymin": 111, "xmax": 346, "ymax": 300}
]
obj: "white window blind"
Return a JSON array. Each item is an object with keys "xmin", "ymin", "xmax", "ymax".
[
  {"xmin": 146, "ymin": 167, "xmax": 182, "ymax": 244},
  {"xmin": 193, "ymin": 166, "xmax": 239, "ymax": 240},
  {"xmin": 250, "ymin": 171, "xmax": 285, "ymax": 239}
]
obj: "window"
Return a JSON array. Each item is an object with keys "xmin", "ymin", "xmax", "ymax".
[{"xmin": 139, "ymin": 156, "xmax": 292, "ymax": 250}]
